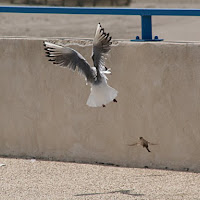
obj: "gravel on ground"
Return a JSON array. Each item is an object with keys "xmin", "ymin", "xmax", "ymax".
[{"xmin": 0, "ymin": 157, "xmax": 200, "ymax": 200}]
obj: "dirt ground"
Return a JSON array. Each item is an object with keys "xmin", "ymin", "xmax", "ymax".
[
  {"xmin": 0, "ymin": 157, "xmax": 200, "ymax": 200},
  {"xmin": 1, "ymin": 2, "xmax": 200, "ymax": 41}
]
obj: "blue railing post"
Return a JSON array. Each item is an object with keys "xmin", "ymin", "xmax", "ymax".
[
  {"xmin": 131, "ymin": 15, "xmax": 162, "ymax": 41},
  {"xmin": 141, "ymin": 15, "xmax": 152, "ymax": 41}
]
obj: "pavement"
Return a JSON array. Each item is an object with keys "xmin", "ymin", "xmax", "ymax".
[{"xmin": 0, "ymin": 157, "xmax": 200, "ymax": 200}]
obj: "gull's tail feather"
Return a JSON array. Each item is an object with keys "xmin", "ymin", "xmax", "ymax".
[{"xmin": 86, "ymin": 82, "xmax": 118, "ymax": 107}]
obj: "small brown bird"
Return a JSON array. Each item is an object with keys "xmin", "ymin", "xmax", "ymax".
[{"xmin": 128, "ymin": 137, "xmax": 157, "ymax": 152}]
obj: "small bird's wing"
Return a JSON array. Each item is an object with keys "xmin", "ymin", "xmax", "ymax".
[
  {"xmin": 44, "ymin": 41, "xmax": 96, "ymax": 83},
  {"xmin": 127, "ymin": 142, "xmax": 138, "ymax": 146},
  {"xmin": 148, "ymin": 142, "xmax": 158, "ymax": 145},
  {"xmin": 92, "ymin": 23, "xmax": 112, "ymax": 72}
]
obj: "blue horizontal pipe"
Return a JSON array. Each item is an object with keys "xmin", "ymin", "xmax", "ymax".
[{"xmin": 1, "ymin": 6, "xmax": 200, "ymax": 16}]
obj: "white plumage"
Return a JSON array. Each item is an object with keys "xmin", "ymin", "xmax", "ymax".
[
  {"xmin": 44, "ymin": 23, "xmax": 118, "ymax": 107},
  {"xmin": 87, "ymin": 73, "xmax": 118, "ymax": 107}
]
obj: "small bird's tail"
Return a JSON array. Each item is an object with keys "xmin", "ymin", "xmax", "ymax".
[{"xmin": 86, "ymin": 82, "xmax": 118, "ymax": 107}]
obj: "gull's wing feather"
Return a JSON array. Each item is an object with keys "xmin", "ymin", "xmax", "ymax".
[
  {"xmin": 92, "ymin": 23, "xmax": 112, "ymax": 72},
  {"xmin": 44, "ymin": 41, "xmax": 96, "ymax": 83}
]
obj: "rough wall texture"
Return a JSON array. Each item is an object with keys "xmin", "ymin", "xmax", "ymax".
[{"xmin": 0, "ymin": 38, "xmax": 200, "ymax": 172}]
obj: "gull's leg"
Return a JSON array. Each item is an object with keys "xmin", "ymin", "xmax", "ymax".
[{"xmin": 113, "ymin": 99, "xmax": 117, "ymax": 103}]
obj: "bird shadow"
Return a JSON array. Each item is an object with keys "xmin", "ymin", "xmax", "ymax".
[{"xmin": 75, "ymin": 189, "xmax": 144, "ymax": 197}]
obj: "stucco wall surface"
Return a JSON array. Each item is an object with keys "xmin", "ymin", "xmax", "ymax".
[{"xmin": 0, "ymin": 38, "xmax": 200, "ymax": 171}]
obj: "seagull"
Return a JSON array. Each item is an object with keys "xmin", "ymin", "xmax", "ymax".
[
  {"xmin": 44, "ymin": 23, "xmax": 118, "ymax": 108},
  {"xmin": 128, "ymin": 137, "xmax": 158, "ymax": 152}
]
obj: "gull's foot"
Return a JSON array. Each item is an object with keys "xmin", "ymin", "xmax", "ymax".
[
  {"xmin": 113, "ymin": 99, "xmax": 117, "ymax": 103},
  {"xmin": 102, "ymin": 104, "xmax": 106, "ymax": 107}
]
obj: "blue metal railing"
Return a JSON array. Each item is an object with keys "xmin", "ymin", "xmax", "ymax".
[{"xmin": 1, "ymin": 6, "xmax": 200, "ymax": 41}]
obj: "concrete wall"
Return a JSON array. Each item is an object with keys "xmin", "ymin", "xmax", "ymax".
[{"xmin": 0, "ymin": 38, "xmax": 200, "ymax": 172}]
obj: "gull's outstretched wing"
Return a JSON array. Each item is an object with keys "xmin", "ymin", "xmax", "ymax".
[
  {"xmin": 92, "ymin": 23, "xmax": 112, "ymax": 72},
  {"xmin": 44, "ymin": 41, "xmax": 96, "ymax": 83}
]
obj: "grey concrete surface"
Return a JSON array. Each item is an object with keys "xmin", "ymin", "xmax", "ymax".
[
  {"xmin": 0, "ymin": 38, "xmax": 200, "ymax": 172},
  {"xmin": 0, "ymin": 157, "xmax": 200, "ymax": 200}
]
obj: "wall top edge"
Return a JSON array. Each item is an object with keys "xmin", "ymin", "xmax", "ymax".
[{"xmin": 1, "ymin": 37, "xmax": 200, "ymax": 45}]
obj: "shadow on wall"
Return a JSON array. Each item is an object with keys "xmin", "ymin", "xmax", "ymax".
[
  {"xmin": 75, "ymin": 189, "xmax": 144, "ymax": 197},
  {"xmin": 9, "ymin": 0, "xmax": 131, "ymax": 6}
]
